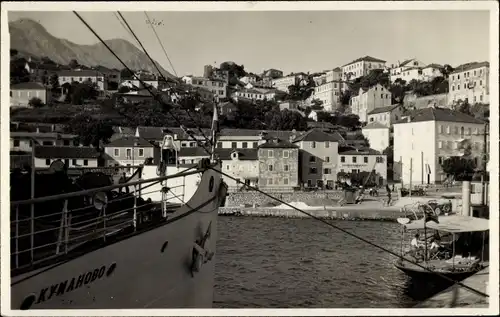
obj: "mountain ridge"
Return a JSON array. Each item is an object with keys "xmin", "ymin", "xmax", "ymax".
[{"xmin": 9, "ymin": 18, "xmax": 175, "ymax": 79}]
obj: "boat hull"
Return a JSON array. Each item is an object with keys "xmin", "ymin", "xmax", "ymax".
[
  {"xmin": 10, "ymin": 166, "xmax": 226, "ymax": 310},
  {"xmin": 394, "ymin": 262, "xmax": 479, "ymax": 282}
]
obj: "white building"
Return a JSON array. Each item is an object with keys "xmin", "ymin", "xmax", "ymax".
[
  {"xmin": 393, "ymin": 106, "xmax": 486, "ymax": 185},
  {"xmin": 312, "ymin": 81, "xmax": 344, "ymax": 112},
  {"xmin": 390, "ymin": 63, "xmax": 443, "ymax": 84},
  {"xmin": 342, "ymin": 56, "xmax": 386, "ymax": 81},
  {"xmin": 389, "ymin": 58, "xmax": 426, "ymax": 83},
  {"xmin": 448, "ymin": 61, "xmax": 489, "ymax": 105},
  {"xmin": 34, "ymin": 146, "xmax": 100, "ymax": 168},
  {"xmin": 350, "ymin": 83, "xmax": 392, "ymax": 122},
  {"xmin": 271, "ymin": 75, "xmax": 297, "ymax": 93},
  {"xmin": 57, "ymin": 70, "xmax": 107, "ymax": 91},
  {"xmin": 104, "ymin": 136, "xmax": 156, "ymax": 173},
  {"xmin": 361, "ymin": 122, "xmax": 390, "ymax": 153},
  {"xmin": 366, "ymin": 104, "xmax": 405, "ymax": 127},
  {"xmin": 234, "ymin": 88, "xmax": 276, "ymax": 101},
  {"xmin": 11, "ymin": 131, "xmax": 78, "ymax": 152},
  {"xmin": 337, "ymin": 147, "xmax": 388, "ymax": 185},
  {"xmin": 181, "ymin": 76, "xmax": 228, "ymax": 99}
]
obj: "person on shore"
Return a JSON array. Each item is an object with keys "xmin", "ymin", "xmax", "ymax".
[{"xmin": 386, "ymin": 184, "xmax": 392, "ymax": 205}]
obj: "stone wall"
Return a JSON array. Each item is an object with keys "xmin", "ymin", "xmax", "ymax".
[{"xmin": 226, "ymin": 191, "xmax": 344, "ymax": 207}]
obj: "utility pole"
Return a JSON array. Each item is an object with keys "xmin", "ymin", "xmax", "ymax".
[
  {"xmin": 481, "ymin": 122, "xmax": 489, "ymax": 206},
  {"xmin": 409, "ymin": 158, "xmax": 413, "ymax": 197}
]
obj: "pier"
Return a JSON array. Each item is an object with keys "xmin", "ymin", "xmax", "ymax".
[{"xmin": 415, "ymin": 266, "xmax": 490, "ymax": 308}]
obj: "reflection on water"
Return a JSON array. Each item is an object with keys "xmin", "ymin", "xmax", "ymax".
[{"xmin": 214, "ymin": 217, "xmax": 454, "ymax": 308}]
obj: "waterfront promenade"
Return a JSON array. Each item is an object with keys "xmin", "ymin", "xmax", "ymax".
[{"xmin": 415, "ymin": 266, "xmax": 490, "ymax": 308}]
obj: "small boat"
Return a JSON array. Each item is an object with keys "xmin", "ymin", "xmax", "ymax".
[{"xmin": 394, "ymin": 210, "xmax": 489, "ymax": 283}]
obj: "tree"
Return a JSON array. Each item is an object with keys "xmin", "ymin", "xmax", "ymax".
[
  {"xmin": 441, "ymin": 64, "xmax": 454, "ymax": 79},
  {"xmin": 441, "ymin": 156, "xmax": 477, "ymax": 181},
  {"xmin": 10, "ymin": 59, "xmax": 30, "ymax": 84},
  {"xmin": 310, "ymin": 99, "xmax": 324, "ymax": 111},
  {"xmin": 457, "ymin": 99, "xmax": 473, "ymax": 116},
  {"xmin": 65, "ymin": 114, "xmax": 114, "ymax": 148},
  {"xmin": 69, "ymin": 59, "xmax": 79, "ymax": 69},
  {"xmin": 70, "ymin": 81, "xmax": 99, "ymax": 105},
  {"xmin": 28, "ymin": 97, "xmax": 44, "ymax": 108},
  {"xmin": 41, "ymin": 56, "xmax": 57, "ymax": 64},
  {"xmin": 265, "ymin": 109, "xmax": 307, "ymax": 131},
  {"xmin": 49, "ymin": 73, "xmax": 60, "ymax": 90},
  {"xmin": 121, "ymin": 68, "xmax": 135, "ymax": 79}
]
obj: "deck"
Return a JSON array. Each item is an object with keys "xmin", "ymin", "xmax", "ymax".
[{"xmin": 415, "ymin": 266, "xmax": 489, "ymax": 308}]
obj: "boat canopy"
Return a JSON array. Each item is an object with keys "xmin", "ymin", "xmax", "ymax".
[{"xmin": 404, "ymin": 215, "xmax": 489, "ymax": 233}]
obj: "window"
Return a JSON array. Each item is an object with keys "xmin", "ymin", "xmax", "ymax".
[
  {"xmin": 217, "ymin": 142, "xmax": 222, "ymax": 148},
  {"xmin": 268, "ymin": 150, "xmax": 274, "ymax": 157},
  {"xmin": 83, "ymin": 160, "xmax": 88, "ymax": 166},
  {"xmin": 138, "ymin": 148, "xmax": 144, "ymax": 157},
  {"xmin": 63, "ymin": 140, "xmax": 70, "ymax": 146},
  {"xmin": 439, "ymin": 125, "xmax": 443, "ymax": 133},
  {"xmin": 452, "ymin": 85, "xmax": 455, "ymax": 91},
  {"xmin": 438, "ymin": 156, "xmax": 444, "ymax": 165},
  {"xmin": 460, "ymin": 127, "xmax": 465, "ymax": 138},
  {"xmin": 268, "ymin": 178, "xmax": 273, "ymax": 185},
  {"xmin": 45, "ymin": 159, "xmax": 50, "ymax": 166},
  {"xmin": 324, "ymin": 168, "xmax": 331, "ymax": 174},
  {"xmin": 364, "ymin": 156, "xmax": 368, "ymax": 163},
  {"xmin": 311, "ymin": 141, "xmax": 316, "ymax": 148},
  {"xmin": 446, "ymin": 126, "xmax": 451, "ymax": 134},
  {"xmin": 13, "ymin": 139, "xmax": 20, "ymax": 147},
  {"xmin": 309, "ymin": 167, "xmax": 317, "ymax": 174},
  {"xmin": 467, "ymin": 127, "xmax": 472, "ymax": 136},
  {"xmin": 307, "ymin": 179, "xmax": 313, "ymax": 187},
  {"xmin": 480, "ymin": 95, "xmax": 483, "ymax": 101},
  {"xmin": 253, "ymin": 142, "xmax": 258, "ymax": 148},
  {"xmin": 231, "ymin": 142, "xmax": 237, "ymax": 148},
  {"xmin": 113, "ymin": 148, "xmax": 120, "ymax": 157},
  {"xmin": 340, "ymin": 156, "xmax": 345, "ymax": 163},
  {"xmin": 352, "ymin": 156, "xmax": 357, "ymax": 163},
  {"xmin": 458, "ymin": 84, "xmax": 460, "ymax": 90},
  {"xmin": 64, "ymin": 159, "xmax": 69, "ymax": 166},
  {"xmin": 42, "ymin": 141, "xmax": 53, "ymax": 146},
  {"xmin": 480, "ymin": 80, "xmax": 482, "ymax": 86},
  {"xmin": 309, "ymin": 156, "xmax": 316, "ymax": 163},
  {"xmin": 226, "ymin": 165, "xmax": 230, "ymax": 170},
  {"xmin": 283, "ymin": 150, "xmax": 289, "ymax": 158},
  {"xmin": 268, "ymin": 165, "xmax": 273, "ymax": 171},
  {"xmin": 376, "ymin": 156, "xmax": 384, "ymax": 163},
  {"xmin": 438, "ymin": 141, "xmax": 443, "ymax": 149},
  {"xmin": 283, "ymin": 178, "xmax": 289, "ymax": 185},
  {"xmin": 381, "ymin": 94, "xmax": 383, "ymax": 98},
  {"xmin": 284, "ymin": 165, "xmax": 289, "ymax": 172},
  {"xmin": 325, "ymin": 156, "xmax": 330, "ymax": 163},
  {"xmin": 72, "ymin": 159, "xmax": 77, "ymax": 165},
  {"xmin": 325, "ymin": 141, "xmax": 330, "ymax": 148},
  {"xmin": 126, "ymin": 148, "xmax": 132, "ymax": 158}
]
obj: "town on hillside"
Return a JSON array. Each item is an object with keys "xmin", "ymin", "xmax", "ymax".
[{"xmin": 10, "ymin": 47, "xmax": 490, "ymax": 192}]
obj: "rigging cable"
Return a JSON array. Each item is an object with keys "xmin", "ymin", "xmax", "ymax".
[
  {"xmin": 122, "ymin": 11, "xmax": 214, "ymax": 147},
  {"xmin": 209, "ymin": 167, "xmax": 489, "ymax": 299},
  {"xmin": 73, "ymin": 11, "xmax": 213, "ymax": 157}
]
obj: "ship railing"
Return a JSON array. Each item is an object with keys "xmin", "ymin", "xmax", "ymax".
[{"xmin": 10, "ymin": 166, "xmax": 203, "ymax": 272}]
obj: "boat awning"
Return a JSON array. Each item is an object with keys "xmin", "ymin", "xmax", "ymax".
[{"xmin": 404, "ymin": 215, "xmax": 489, "ymax": 233}]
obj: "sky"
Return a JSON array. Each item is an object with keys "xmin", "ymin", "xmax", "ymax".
[{"xmin": 8, "ymin": 10, "xmax": 491, "ymax": 76}]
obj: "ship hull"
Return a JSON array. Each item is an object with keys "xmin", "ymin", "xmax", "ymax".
[{"xmin": 11, "ymin": 166, "xmax": 226, "ymax": 310}]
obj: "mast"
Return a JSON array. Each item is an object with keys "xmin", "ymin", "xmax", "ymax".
[
  {"xmin": 481, "ymin": 122, "xmax": 488, "ymax": 206},
  {"xmin": 210, "ymin": 97, "xmax": 220, "ymax": 162}
]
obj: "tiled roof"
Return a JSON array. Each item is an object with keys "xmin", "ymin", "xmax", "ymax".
[
  {"xmin": 342, "ymin": 56, "xmax": 386, "ymax": 67},
  {"xmin": 178, "ymin": 147, "xmax": 210, "ymax": 157},
  {"xmin": 398, "ymin": 59, "xmax": 414, "ymax": 67},
  {"xmin": 258, "ymin": 138, "xmax": 298, "ymax": 149},
  {"xmin": 307, "ymin": 121, "xmax": 335, "ymax": 129},
  {"xmin": 367, "ymin": 104, "xmax": 401, "ymax": 115},
  {"xmin": 218, "ymin": 129, "xmax": 300, "ymax": 139},
  {"xmin": 105, "ymin": 136, "xmax": 154, "ymax": 148},
  {"xmin": 11, "ymin": 82, "xmax": 46, "ymax": 90},
  {"xmin": 292, "ymin": 128, "xmax": 345, "ymax": 143},
  {"xmin": 393, "ymin": 107, "xmax": 485, "ymax": 124},
  {"xmin": 450, "ymin": 62, "xmax": 489, "ymax": 74},
  {"xmin": 338, "ymin": 147, "xmax": 382, "ymax": 155},
  {"xmin": 56, "ymin": 70, "xmax": 104, "ymax": 77},
  {"xmin": 333, "ymin": 67, "xmax": 341, "ymax": 72},
  {"xmin": 362, "ymin": 122, "xmax": 388, "ymax": 130},
  {"xmin": 216, "ymin": 148, "xmax": 258, "ymax": 160},
  {"xmin": 424, "ymin": 63, "xmax": 443, "ymax": 69},
  {"xmin": 34, "ymin": 146, "xmax": 100, "ymax": 159},
  {"xmin": 10, "ymin": 131, "xmax": 77, "ymax": 139}
]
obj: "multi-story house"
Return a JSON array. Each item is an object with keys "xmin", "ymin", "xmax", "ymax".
[
  {"xmin": 312, "ymin": 68, "xmax": 342, "ymax": 85},
  {"xmin": 104, "ymin": 136, "xmax": 155, "ymax": 173},
  {"xmin": 217, "ymin": 129, "xmax": 300, "ymax": 150},
  {"xmin": 240, "ymin": 74, "xmax": 258, "ymax": 84},
  {"xmin": 337, "ymin": 147, "xmax": 388, "ymax": 185},
  {"xmin": 93, "ymin": 66, "xmax": 121, "ymax": 84},
  {"xmin": 393, "ymin": 106, "xmax": 486, "ymax": 185},
  {"xmin": 234, "ymin": 88, "xmax": 276, "ymax": 101},
  {"xmin": 361, "ymin": 122, "xmax": 390, "ymax": 153},
  {"xmin": 218, "ymin": 149, "xmax": 259, "ymax": 190},
  {"xmin": 341, "ymin": 56, "xmax": 386, "ymax": 81},
  {"xmin": 10, "ymin": 131, "xmax": 78, "ymax": 152},
  {"xmin": 366, "ymin": 104, "xmax": 404, "ymax": 127},
  {"xmin": 390, "ymin": 63, "xmax": 443, "ymax": 84},
  {"xmin": 271, "ymin": 75, "xmax": 297, "ymax": 93},
  {"xmin": 182, "ymin": 76, "xmax": 228, "ymax": 99},
  {"xmin": 258, "ymin": 138, "xmax": 299, "ymax": 191},
  {"xmin": 312, "ymin": 81, "xmax": 344, "ymax": 112},
  {"xmin": 350, "ymin": 83, "xmax": 392, "ymax": 122},
  {"xmin": 448, "ymin": 61, "xmax": 489, "ymax": 105},
  {"xmin": 292, "ymin": 129, "xmax": 344, "ymax": 189},
  {"xmin": 421, "ymin": 64, "xmax": 444, "ymax": 81},
  {"xmin": 389, "ymin": 58, "xmax": 426, "ymax": 83},
  {"xmin": 10, "ymin": 82, "xmax": 51, "ymax": 107},
  {"xmin": 34, "ymin": 146, "xmax": 100, "ymax": 168},
  {"xmin": 57, "ymin": 69, "xmax": 108, "ymax": 92}
]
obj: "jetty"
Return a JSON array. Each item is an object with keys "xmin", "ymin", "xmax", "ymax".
[{"xmin": 415, "ymin": 266, "xmax": 490, "ymax": 308}]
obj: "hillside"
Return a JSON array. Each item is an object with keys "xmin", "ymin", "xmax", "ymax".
[{"xmin": 9, "ymin": 18, "xmax": 175, "ymax": 79}]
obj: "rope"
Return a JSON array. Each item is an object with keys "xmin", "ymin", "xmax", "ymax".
[{"xmin": 209, "ymin": 167, "xmax": 489, "ymax": 299}]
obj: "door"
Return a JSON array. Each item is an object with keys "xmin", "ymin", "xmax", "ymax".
[{"xmin": 327, "ymin": 180, "xmax": 334, "ymax": 189}]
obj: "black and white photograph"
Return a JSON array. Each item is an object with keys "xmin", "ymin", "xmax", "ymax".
[{"xmin": 1, "ymin": 1, "xmax": 498, "ymax": 315}]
